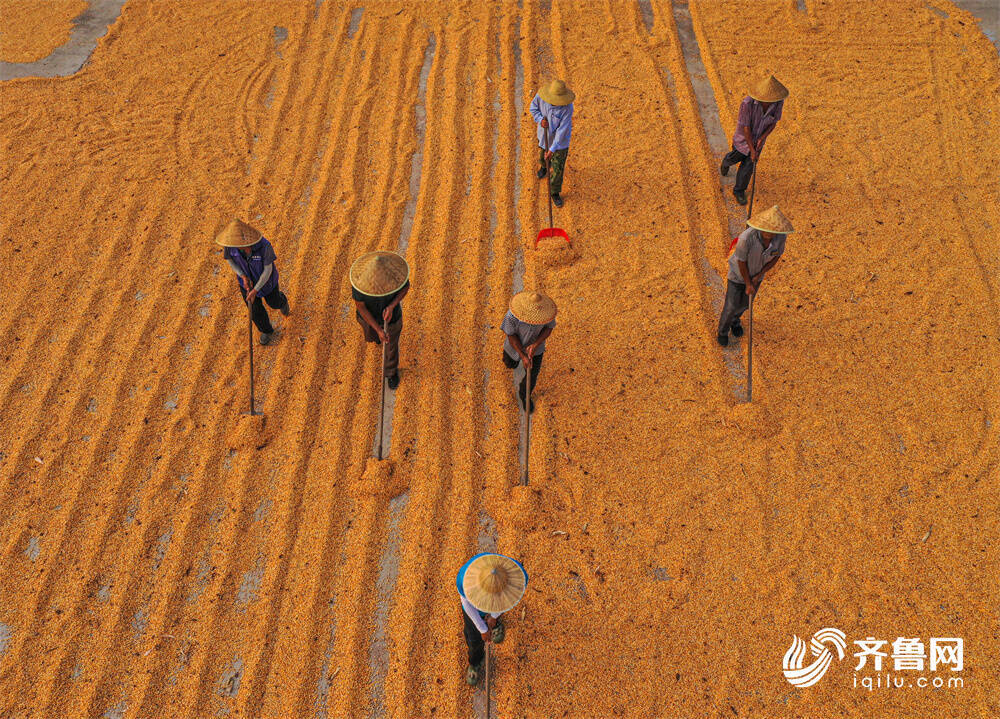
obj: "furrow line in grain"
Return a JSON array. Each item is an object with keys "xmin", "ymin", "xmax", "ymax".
[
  {"xmin": 468, "ymin": 11, "xmax": 506, "ymax": 719},
  {"xmin": 8, "ymin": 183, "xmax": 213, "ymax": 715},
  {"xmin": 0, "ymin": 173, "xmax": 124, "ymax": 507},
  {"xmin": 120, "ymin": 17, "xmax": 355, "ymax": 707},
  {"xmin": 0, "ymin": 166, "xmax": 101, "ymax": 354},
  {"xmin": 0, "ymin": 182, "xmax": 154, "ymax": 488},
  {"xmin": 663, "ymin": 0, "xmax": 756, "ymax": 400},
  {"xmin": 328, "ymin": 20, "xmax": 445, "ymax": 718},
  {"xmin": 16, "ymin": 15, "xmax": 332, "ymax": 700},
  {"xmin": 72, "ymin": 7, "xmax": 349, "ymax": 714},
  {"xmin": 384, "ymin": 22, "xmax": 471, "ymax": 719},
  {"xmin": 321, "ymin": 30, "xmax": 453, "ymax": 719},
  {"xmin": 266, "ymin": 7, "xmax": 353, "ymax": 233},
  {"xmin": 0, "ymin": 125, "xmax": 221, "ymax": 654},
  {"xmin": 275, "ymin": 21, "xmax": 430, "ymax": 715},
  {"xmin": 243, "ymin": 18, "xmax": 427, "ymax": 717},
  {"xmin": 485, "ymin": 10, "xmax": 528, "ymax": 716},
  {"xmin": 429, "ymin": 9, "xmax": 499, "ymax": 717},
  {"xmin": 170, "ymin": 15, "xmax": 390, "ymax": 718}
]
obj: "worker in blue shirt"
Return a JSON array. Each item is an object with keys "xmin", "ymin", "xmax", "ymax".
[{"xmin": 530, "ymin": 79, "xmax": 575, "ymax": 207}]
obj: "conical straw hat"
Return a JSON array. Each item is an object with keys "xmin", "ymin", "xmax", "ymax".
[
  {"xmin": 350, "ymin": 251, "xmax": 409, "ymax": 297},
  {"xmin": 463, "ymin": 554, "xmax": 528, "ymax": 614},
  {"xmin": 215, "ymin": 219, "xmax": 262, "ymax": 248},
  {"xmin": 749, "ymin": 74, "xmax": 789, "ymax": 103},
  {"xmin": 538, "ymin": 79, "xmax": 575, "ymax": 106},
  {"xmin": 747, "ymin": 205, "xmax": 794, "ymax": 234},
  {"xmin": 510, "ymin": 290, "xmax": 556, "ymax": 324}
]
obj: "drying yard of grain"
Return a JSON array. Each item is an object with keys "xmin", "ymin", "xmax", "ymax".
[{"xmin": 1, "ymin": 1, "xmax": 997, "ymax": 717}]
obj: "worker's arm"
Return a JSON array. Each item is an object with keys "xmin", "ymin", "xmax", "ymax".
[
  {"xmin": 526, "ymin": 325, "xmax": 553, "ymax": 358},
  {"xmin": 741, "ymin": 125, "xmax": 758, "ymax": 160},
  {"xmin": 506, "ymin": 333, "xmax": 532, "ymax": 368},
  {"xmin": 244, "ymin": 262, "xmax": 273, "ymax": 303},
  {"xmin": 381, "ymin": 283, "xmax": 409, "ymax": 323},
  {"xmin": 738, "ymin": 259, "xmax": 757, "ymax": 296},
  {"xmin": 355, "ymin": 300, "xmax": 389, "ymax": 343},
  {"xmin": 752, "ymin": 256, "xmax": 781, "ymax": 286},
  {"xmin": 461, "ymin": 596, "xmax": 491, "ymax": 640},
  {"xmin": 529, "ymin": 94, "xmax": 547, "ymax": 128}
]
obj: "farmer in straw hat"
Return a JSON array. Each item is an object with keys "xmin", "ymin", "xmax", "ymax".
[
  {"xmin": 502, "ymin": 291, "xmax": 557, "ymax": 413},
  {"xmin": 350, "ymin": 251, "xmax": 410, "ymax": 389},
  {"xmin": 457, "ymin": 553, "xmax": 528, "ymax": 685},
  {"xmin": 530, "ymin": 79, "xmax": 575, "ymax": 207},
  {"xmin": 720, "ymin": 74, "xmax": 789, "ymax": 205},
  {"xmin": 717, "ymin": 205, "xmax": 794, "ymax": 346},
  {"xmin": 217, "ymin": 219, "xmax": 290, "ymax": 346}
]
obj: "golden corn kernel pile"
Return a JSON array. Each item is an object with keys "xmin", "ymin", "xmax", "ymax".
[{"xmin": 0, "ymin": 1, "xmax": 996, "ymax": 717}]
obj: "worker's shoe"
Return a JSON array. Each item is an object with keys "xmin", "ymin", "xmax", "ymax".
[
  {"xmin": 518, "ymin": 393, "xmax": 535, "ymax": 414},
  {"xmin": 719, "ymin": 161, "xmax": 731, "ymax": 177},
  {"xmin": 387, "ymin": 372, "xmax": 400, "ymax": 390},
  {"xmin": 551, "ymin": 193, "xmax": 564, "ymax": 208},
  {"xmin": 280, "ymin": 301, "xmax": 291, "ymax": 317},
  {"xmin": 466, "ymin": 662, "xmax": 484, "ymax": 686},
  {"xmin": 537, "ymin": 166, "xmax": 547, "ymax": 179},
  {"xmin": 259, "ymin": 332, "xmax": 274, "ymax": 346},
  {"xmin": 492, "ymin": 622, "xmax": 505, "ymax": 644},
  {"xmin": 733, "ymin": 189, "xmax": 747, "ymax": 205},
  {"xmin": 716, "ymin": 333, "xmax": 729, "ymax": 347},
  {"xmin": 730, "ymin": 320, "xmax": 744, "ymax": 338}
]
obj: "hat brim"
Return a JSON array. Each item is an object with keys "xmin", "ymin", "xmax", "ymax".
[
  {"xmin": 746, "ymin": 220, "xmax": 794, "ymax": 234},
  {"xmin": 509, "ymin": 293, "xmax": 557, "ymax": 325},
  {"xmin": 349, "ymin": 252, "xmax": 410, "ymax": 297},
  {"xmin": 215, "ymin": 220, "xmax": 262, "ymax": 248},
  {"xmin": 462, "ymin": 554, "xmax": 528, "ymax": 614},
  {"xmin": 749, "ymin": 89, "xmax": 788, "ymax": 103},
  {"xmin": 539, "ymin": 88, "xmax": 575, "ymax": 106}
]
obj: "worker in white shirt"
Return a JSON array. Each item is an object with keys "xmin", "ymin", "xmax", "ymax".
[{"xmin": 456, "ymin": 553, "xmax": 529, "ymax": 685}]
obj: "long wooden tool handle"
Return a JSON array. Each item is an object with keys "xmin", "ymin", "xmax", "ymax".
[
  {"xmin": 377, "ymin": 318, "xmax": 388, "ymax": 460},
  {"xmin": 747, "ymin": 295, "xmax": 754, "ymax": 403},
  {"xmin": 544, "ymin": 124, "xmax": 553, "ymax": 228},
  {"xmin": 248, "ymin": 297, "xmax": 255, "ymax": 416},
  {"xmin": 485, "ymin": 642, "xmax": 492, "ymax": 719},
  {"xmin": 747, "ymin": 152, "xmax": 759, "ymax": 220},
  {"xmin": 521, "ymin": 359, "xmax": 533, "ymax": 485}
]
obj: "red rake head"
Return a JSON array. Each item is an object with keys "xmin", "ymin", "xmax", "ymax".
[{"xmin": 534, "ymin": 227, "xmax": 570, "ymax": 249}]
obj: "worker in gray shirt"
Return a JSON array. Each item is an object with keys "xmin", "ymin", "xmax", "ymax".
[
  {"xmin": 502, "ymin": 291, "xmax": 557, "ymax": 412},
  {"xmin": 717, "ymin": 205, "xmax": 793, "ymax": 346}
]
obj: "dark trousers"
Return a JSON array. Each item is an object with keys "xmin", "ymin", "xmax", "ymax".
[
  {"xmin": 240, "ymin": 286, "xmax": 288, "ymax": 335},
  {"xmin": 722, "ymin": 146, "xmax": 755, "ymax": 193},
  {"xmin": 462, "ymin": 610, "xmax": 485, "ymax": 666},
  {"xmin": 503, "ymin": 351, "xmax": 543, "ymax": 401},
  {"xmin": 357, "ymin": 314, "xmax": 402, "ymax": 375},
  {"xmin": 539, "ymin": 147, "xmax": 569, "ymax": 195},
  {"xmin": 718, "ymin": 280, "xmax": 750, "ymax": 336}
]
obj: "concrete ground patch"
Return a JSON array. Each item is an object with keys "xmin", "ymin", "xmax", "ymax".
[{"xmin": 0, "ymin": 0, "xmax": 127, "ymax": 81}]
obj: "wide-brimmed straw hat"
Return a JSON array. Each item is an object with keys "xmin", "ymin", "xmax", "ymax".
[
  {"xmin": 463, "ymin": 554, "xmax": 528, "ymax": 614},
  {"xmin": 350, "ymin": 251, "xmax": 409, "ymax": 297},
  {"xmin": 538, "ymin": 79, "xmax": 575, "ymax": 106},
  {"xmin": 510, "ymin": 290, "xmax": 556, "ymax": 324},
  {"xmin": 748, "ymin": 205, "xmax": 794, "ymax": 234},
  {"xmin": 215, "ymin": 219, "xmax": 262, "ymax": 248},
  {"xmin": 749, "ymin": 74, "xmax": 789, "ymax": 103}
]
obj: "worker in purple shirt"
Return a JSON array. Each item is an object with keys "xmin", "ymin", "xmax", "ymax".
[
  {"xmin": 530, "ymin": 79, "xmax": 575, "ymax": 207},
  {"xmin": 457, "ymin": 553, "xmax": 528, "ymax": 686},
  {"xmin": 720, "ymin": 75, "xmax": 789, "ymax": 205},
  {"xmin": 216, "ymin": 218, "xmax": 290, "ymax": 346}
]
